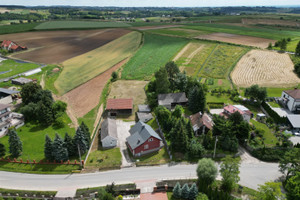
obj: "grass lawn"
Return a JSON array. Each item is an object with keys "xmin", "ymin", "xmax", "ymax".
[
  {"xmin": 0, "ymin": 113, "xmax": 75, "ymax": 162},
  {"xmin": 206, "ymin": 93, "xmax": 234, "ymax": 104},
  {"xmin": 267, "ymin": 101, "xmax": 281, "ymax": 108},
  {"xmin": 78, "ymin": 106, "xmax": 98, "ymax": 134},
  {"xmin": 85, "ymin": 148, "xmax": 122, "ymax": 170},
  {"xmin": 121, "ymin": 33, "xmax": 188, "ymax": 80},
  {"xmin": 43, "ymin": 65, "xmax": 61, "ymax": 95},
  {"xmin": 55, "ymin": 31, "xmax": 142, "ymax": 95},
  {"xmin": 35, "ymin": 21, "xmax": 131, "ymax": 30},
  {"xmin": 250, "ymin": 119, "xmax": 278, "ymax": 147},
  {"xmin": 266, "ymin": 87, "xmax": 299, "ymax": 97},
  {"xmin": 135, "ymin": 147, "xmax": 170, "ymax": 166},
  {"xmin": 146, "ymin": 28, "xmax": 209, "ymax": 38},
  {"xmin": 0, "ymin": 59, "xmax": 41, "ymax": 79}
]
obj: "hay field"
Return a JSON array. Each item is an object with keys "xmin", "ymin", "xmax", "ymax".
[
  {"xmin": 55, "ymin": 31, "xmax": 142, "ymax": 95},
  {"xmin": 231, "ymin": 50, "xmax": 300, "ymax": 88}
]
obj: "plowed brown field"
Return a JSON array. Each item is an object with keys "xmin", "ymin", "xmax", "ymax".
[
  {"xmin": 231, "ymin": 50, "xmax": 300, "ymax": 88},
  {"xmin": 0, "ymin": 29, "xmax": 131, "ymax": 64}
]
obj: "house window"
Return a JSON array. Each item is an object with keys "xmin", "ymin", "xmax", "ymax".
[
  {"xmin": 149, "ymin": 138, "xmax": 153, "ymax": 142},
  {"xmin": 144, "ymin": 144, "xmax": 149, "ymax": 150}
]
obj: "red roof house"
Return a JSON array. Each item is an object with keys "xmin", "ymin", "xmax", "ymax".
[
  {"xmin": 1, "ymin": 40, "xmax": 27, "ymax": 52},
  {"xmin": 221, "ymin": 105, "xmax": 253, "ymax": 122},
  {"xmin": 106, "ymin": 98, "xmax": 133, "ymax": 116},
  {"xmin": 190, "ymin": 112, "xmax": 214, "ymax": 135}
]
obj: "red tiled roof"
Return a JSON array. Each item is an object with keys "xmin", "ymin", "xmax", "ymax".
[
  {"xmin": 284, "ymin": 89, "xmax": 300, "ymax": 99},
  {"xmin": 1, "ymin": 40, "xmax": 27, "ymax": 50},
  {"xmin": 106, "ymin": 98, "xmax": 133, "ymax": 110},
  {"xmin": 224, "ymin": 105, "xmax": 245, "ymax": 115},
  {"xmin": 1, "ymin": 40, "xmax": 12, "ymax": 48}
]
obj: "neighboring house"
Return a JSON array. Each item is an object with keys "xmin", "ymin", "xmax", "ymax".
[
  {"xmin": 158, "ymin": 92, "xmax": 188, "ymax": 110},
  {"xmin": 0, "ymin": 88, "xmax": 19, "ymax": 104},
  {"xmin": 100, "ymin": 118, "xmax": 118, "ymax": 149},
  {"xmin": 221, "ymin": 105, "xmax": 253, "ymax": 122},
  {"xmin": 189, "ymin": 112, "xmax": 214, "ymax": 135},
  {"xmin": 136, "ymin": 104, "xmax": 153, "ymax": 123},
  {"xmin": 11, "ymin": 77, "xmax": 33, "ymax": 85},
  {"xmin": 1, "ymin": 40, "xmax": 27, "ymax": 52},
  {"xmin": 0, "ymin": 104, "xmax": 24, "ymax": 138},
  {"xmin": 126, "ymin": 121, "xmax": 163, "ymax": 157},
  {"xmin": 281, "ymin": 89, "xmax": 300, "ymax": 113},
  {"xmin": 287, "ymin": 115, "xmax": 300, "ymax": 132},
  {"xmin": 106, "ymin": 98, "xmax": 133, "ymax": 117}
]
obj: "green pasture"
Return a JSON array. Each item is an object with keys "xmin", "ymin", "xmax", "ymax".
[
  {"xmin": 0, "ymin": 23, "xmax": 40, "ymax": 35},
  {"xmin": 35, "ymin": 21, "xmax": 131, "ymax": 30},
  {"xmin": 55, "ymin": 31, "xmax": 142, "ymax": 94},
  {"xmin": 146, "ymin": 27, "xmax": 209, "ymax": 38},
  {"xmin": 121, "ymin": 33, "xmax": 188, "ymax": 80},
  {"xmin": 0, "ymin": 59, "xmax": 41, "ymax": 79}
]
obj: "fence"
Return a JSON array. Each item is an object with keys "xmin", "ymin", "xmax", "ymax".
[
  {"xmin": 155, "ymin": 117, "xmax": 172, "ymax": 160},
  {"xmin": 0, "ymin": 157, "xmax": 83, "ymax": 165}
]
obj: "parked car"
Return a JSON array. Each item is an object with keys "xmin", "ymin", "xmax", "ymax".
[{"xmin": 294, "ymin": 132, "xmax": 300, "ymax": 136}]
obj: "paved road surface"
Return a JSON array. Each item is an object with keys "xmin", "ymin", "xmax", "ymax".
[{"xmin": 0, "ymin": 162, "xmax": 280, "ymax": 192}]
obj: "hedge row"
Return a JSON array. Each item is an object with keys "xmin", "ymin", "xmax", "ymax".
[
  {"xmin": 261, "ymin": 101, "xmax": 287, "ymax": 124},
  {"xmin": 250, "ymin": 147, "xmax": 290, "ymax": 162}
]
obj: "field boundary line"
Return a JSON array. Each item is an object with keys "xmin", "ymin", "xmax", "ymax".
[{"xmin": 196, "ymin": 44, "xmax": 218, "ymax": 78}]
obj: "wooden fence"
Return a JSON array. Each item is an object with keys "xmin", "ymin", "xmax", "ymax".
[{"xmin": 0, "ymin": 157, "xmax": 83, "ymax": 165}]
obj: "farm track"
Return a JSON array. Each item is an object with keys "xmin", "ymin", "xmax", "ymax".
[
  {"xmin": 173, "ymin": 43, "xmax": 191, "ymax": 61},
  {"xmin": 183, "ymin": 45, "xmax": 204, "ymax": 66}
]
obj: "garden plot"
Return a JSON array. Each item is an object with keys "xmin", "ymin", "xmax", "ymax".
[{"xmin": 231, "ymin": 50, "xmax": 300, "ymax": 88}]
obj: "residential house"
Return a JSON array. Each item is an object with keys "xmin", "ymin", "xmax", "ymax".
[
  {"xmin": 11, "ymin": 77, "xmax": 33, "ymax": 85},
  {"xmin": 158, "ymin": 92, "xmax": 188, "ymax": 110},
  {"xmin": 0, "ymin": 88, "xmax": 19, "ymax": 104},
  {"xmin": 106, "ymin": 98, "xmax": 133, "ymax": 117},
  {"xmin": 221, "ymin": 105, "xmax": 253, "ymax": 122},
  {"xmin": 126, "ymin": 121, "xmax": 163, "ymax": 157},
  {"xmin": 281, "ymin": 89, "xmax": 300, "ymax": 113},
  {"xmin": 287, "ymin": 115, "xmax": 300, "ymax": 132},
  {"xmin": 189, "ymin": 112, "xmax": 214, "ymax": 135},
  {"xmin": 136, "ymin": 104, "xmax": 153, "ymax": 123},
  {"xmin": 1, "ymin": 40, "xmax": 27, "ymax": 52},
  {"xmin": 0, "ymin": 104, "xmax": 24, "ymax": 137},
  {"xmin": 100, "ymin": 118, "xmax": 118, "ymax": 149}
]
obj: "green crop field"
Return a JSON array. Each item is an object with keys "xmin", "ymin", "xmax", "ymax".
[
  {"xmin": 55, "ymin": 31, "xmax": 142, "ymax": 94},
  {"xmin": 0, "ymin": 23, "xmax": 40, "ymax": 35},
  {"xmin": 35, "ymin": 21, "xmax": 131, "ymax": 30},
  {"xmin": 145, "ymin": 28, "xmax": 209, "ymax": 38},
  {"xmin": 121, "ymin": 33, "xmax": 188, "ymax": 80},
  {"xmin": 0, "ymin": 59, "xmax": 41, "ymax": 79}
]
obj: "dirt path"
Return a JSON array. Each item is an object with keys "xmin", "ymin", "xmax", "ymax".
[
  {"xmin": 183, "ymin": 45, "xmax": 204, "ymax": 65},
  {"xmin": 173, "ymin": 43, "xmax": 191, "ymax": 61}
]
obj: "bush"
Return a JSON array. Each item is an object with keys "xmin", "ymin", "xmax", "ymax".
[
  {"xmin": 111, "ymin": 71, "xmax": 118, "ymax": 82},
  {"xmin": 181, "ymin": 183, "xmax": 190, "ymax": 199},
  {"xmin": 251, "ymin": 147, "xmax": 290, "ymax": 162},
  {"xmin": 173, "ymin": 182, "xmax": 182, "ymax": 199},
  {"xmin": 261, "ymin": 101, "xmax": 287, "ymax": 124}
]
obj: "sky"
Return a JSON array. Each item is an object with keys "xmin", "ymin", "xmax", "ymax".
[{"xmin": 0, "ymin": 0, "xmax": 300, "ymax": 7}]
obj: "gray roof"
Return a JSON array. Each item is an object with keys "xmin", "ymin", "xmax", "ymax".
[
  {"xmin": 101, "ymin": 118, "xmax": 117, "ymax": 140},
  {"xmin": 138, "ymin": 105, "xmax": 151, "ymax": 113},
  {"xmin": 0, "ymin": 88, "xmax": 19, "ymax": 95},
  {"xmin": 0, "ymin": 104, "xmax": 10, "ymax": 111},
  {"xmin": 158, "ymin": 92, "xmax": 188, "ymax": 106},
  {"xmin": 137, "ymin": 112, "xmax": 153, "ymax": 123},
  {"xmin": 287, "ymin": 115, "xmax": 300, "ymax": 128},
  {"xmin": 11, "ymin": 77, "xmax": 32, "ymax": 84},
  {"xmin": 126, "ymin": 121, "xmax": 162, "ymax": 150}
]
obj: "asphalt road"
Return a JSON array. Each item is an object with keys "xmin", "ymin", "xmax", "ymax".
[{"xmin": 0, "ymin": 162, "xmax": 281, "ymax": 192}]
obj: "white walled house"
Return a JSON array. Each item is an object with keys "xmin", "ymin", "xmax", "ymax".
[
  {"xmin": 100, "ymin": 118, "xmax": 118, "ymax": 149},
  {"xmin": 281, "ymin": 89, "xmax": 300, "ymax": 113},
  {"xmin": 0, "ymin": 104, "xmax": 24, "ymax": 138}
]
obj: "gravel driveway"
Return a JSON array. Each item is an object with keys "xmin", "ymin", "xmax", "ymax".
[{"xmin": 116, "ymin": 120, "xmax": 135, "ymax": 167}]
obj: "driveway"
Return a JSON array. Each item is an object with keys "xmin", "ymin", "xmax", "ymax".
[
  {"xmin": 290, "ymin": 136, "xmax": 300, "ymax": 145},
  {"xmin": 116, "ymin": 120, "xmax": 135, "ymax": 167}
]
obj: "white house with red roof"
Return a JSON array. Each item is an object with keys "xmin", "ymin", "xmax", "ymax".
[
  {"xmin": 281, "ymin": 89, "xmax": 300, "ymax": 113},
  {"xmin": 221, "ymin": 105, "xmax": 253, "ymax": 122},
  {"xmin": 1, "ymin": 40, "xmax": 27, "ymax": 52}
]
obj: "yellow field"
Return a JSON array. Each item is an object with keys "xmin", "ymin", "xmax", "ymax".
[{"xmin": 54, "ymin": 31, "xmax": 142, "ymax": 95}]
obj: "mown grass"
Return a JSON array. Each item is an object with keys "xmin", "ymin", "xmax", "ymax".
[
  {"xmin": 78, "ymin": 106, "xmax": 98, "ymax": 133},
  {"xmin": 0, "ymin": 59, "xmax": 41, "ymax": 79},
  {"xmin": 43, "ymin": 65, "xmax": 61, "ymax": 94},
  {"xmin": 55, "ymin": 31, "xmax": 142, "ymax": 95},
  {"xmin": 0, "ymin": 23, "xmax": 40, "ymax": 35},
  {"xmin": 146, "ymin": 28, "xmax": 209, "ymax": 38},
  {"xmin": 85, "ymin": 148, "xmax": 122, "ymax": 170},
  {"xmin": 122, "ymin": 33, "xmax": 188, "ymax": 80},
  {"xmin": 135, "ymin": 148, "xmax": 170, "ymax": 166},
  {"xmin": 35, "ymin": 21, "xmax": 131, "ymax": 30},
  {"xmin": 250, "ymin": 119, "xmax": 278, "ymax": 147},
  {"xmin": 266, "ymin": 86, "xmax": 300, "ymax": 97}
]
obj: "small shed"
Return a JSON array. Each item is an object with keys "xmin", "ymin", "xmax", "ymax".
[
  {"xmin": 138, "ymin": 105, "xmax": 151, "ymax": 113},
  {"xmin": 136, "ymin": 112, "xmax": 153, "ymax": 123},
  {"xmin": 158, "ymin": 92, "xmax": 188, "ymax": 110},
  {"xmin": 106, "ymin": 98, "xmax": 133, "ymax": 116},
  {"xmin": 11, "ymin": 77, "xmax": 33, "ymax": 85},
  {"xmin": 256, "ymin": 113, "xmax": 266, "ymax": 122},
  {"xmin": 100, "ymin": 118, "xmax": 118, "ymax": 149}
]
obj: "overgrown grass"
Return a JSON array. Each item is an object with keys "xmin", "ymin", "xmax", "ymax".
[
  {"xmin": 0, "ymin": 59, "xmax": 41, "ymax": 79},
  {"xmin": 55, "ymin": 31, "xmax": 142, "ymax": 94},
  {"xmin": 121, "ymin": 33, "xmax": 188, "ymax": 80},
  {"xmin": 0, "ymin": 23, "xmax": 40, "ymax": 35},
  {"xmin": 78, "ymin": 106, "xmax": 98, "ymax": 133},
  {"xmin": 146, "ymin": 28, "xmax": 209, "ymax": 38},
  {"xmin": 35, "ymin": 21, "xmax": 131, "ymax": 30},
  {"xmin": 250, "ymin": 119, "xmax": 278, "ymax": 147},
  {"xmin": 135, "ymin": 148, "xmax": 170, "ymax": 166},
  {"xmin": 85, "ymin": 148, "xmax": 122, "ymax": 170},
  {"xmin": 43, "ymin": 65, "xmax": 61, "ymax": 94}
]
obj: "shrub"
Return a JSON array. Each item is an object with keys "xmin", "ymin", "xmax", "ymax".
[
  {"xmin": 173, "ymin": 182, "xmax": 182, "ymax": 199},
  {"xmin": 251, "ymin": 147, "xmax": 290, "ymax": 162},
  {"xmin": 181, "ymin": 183, "xmax": 190, "ymax": 199},
  {"xmin": 197, "ymin": 158, "xmax": 218, "ymax": 185},
  {"xmin": 261, "ymin": 101, "xmax": 287, "ymax": 124},
  {"xmin": 111, "ymin": 71, "xmax": 118, "ymax": 82}
]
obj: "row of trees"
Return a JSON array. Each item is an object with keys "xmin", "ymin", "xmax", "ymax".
[
  {"xmin": 20, "ymin": 83, "xmax": 67, "ymax": 126},
  {"xmin": 173, "ymin": 183, "xmax": 200, "ymax": 200},
  {"xmin": 44, "ymin": 122, "xmax": 90, "ymax": 162},
  {"xmin": 0, "ymin": 130, "xmax": 23, "ymax": 158}
]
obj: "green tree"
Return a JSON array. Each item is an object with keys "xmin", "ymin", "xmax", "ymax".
[
  {"xmin": 172, "ymin": 105, "xmax": 184, "ymax": 118},
  {"xmin": 203, "ymin": 130, "xmax": 214, "ymax": 150},
  {"xmin": 188, "ymin": 85, "xmax": 206, "ymax": 114},
  {"xmin": 196, "ymin": 193, "xmax": 209, "ymax": 200},
  {"xmin": 188, "ymin": 139, "xmax": 206, "ymax": 159},
  {"xmin": 52, "ymin": 133, "xmax": 68, "ymax": 162},
  {"xmin": 173, "ymin": 72, "xmax": 188, "ymax": 92},
  {"xmin": 285, "ymin": 172, "xmax": 300, "ymax": 200},
  {"xmin": 295, "ymin": 63, "xmax": 300, "ymax": 77},
  {"xmin": 8, "ymin": 130, "xmax": 22, "ymax": 158},
  {"xmin": 0, "ymin": 142, "xmax": 6, "ymax": 157},
  {"xmin": 181, "ymin": 183, "xmax": 190, "ymax": 199},
  {"xmin": 80, "ymin": 122, "xmax": 91, "ymax": 147},
  {"xmin": 44, "ymin": 135, "xmax": 53, "ymax": 160},
  {"xmin": 279, "ymin": 39, "xmax": 287, "ymax": 51},
  {"xmin": 165, "ymin": 61, "xmax": 180, "ymax": 79},
  {"xmin": 279, "ymin": 148, "xmax": 300, "ymax": 179},
  {"xmin": 111, "ymin": 71, "xmax": 118, "ymax": 82},
  {"xmin": 38, "ymin": 102, "xmax": 54, "ymax": 126},
  {"xmin": 52, "ymin": 100, "xmax": 67, "ymax": 117},
  {"xmin": 155, "ymin": 106, "xmax": 172, "ymax": 134},
  {"xmin": 73, "ymin": 127, "xmax": 88, "ymax": 156},
  {"xmin": 169, "ymin": 119, "xmax": 189, "ymax": 153},
  {"xmin": 229, "ymin": 112, "xmax": 250, "ymax": 143},
  {"xmin": 20, "ymin": 82, "xmax": 42, "ymax": 105},
  {"xmin": 267, "ymin": 43, "xmax": 272, "ymax": 50},
  {"xmin": 64, "ymin": 133, "xmax": 75, "ymax": 157},
  {"xmin": 173, "ymin": 182, "xmax": 182, "ymax": 199},
  {"xmin": 256, "ymin": 182, "xmax": 285, "ymax": 200},
  {"xmin": 189, "ymin": 183, "xmax": 198, "ymax": 200},
  {"xmin": 220, "ymin": 156, "xmax": 240, "ymax": 193},
  {"xmin": 296, "ymin": 41, "xmax": 300, "ymax": 56},
  {"xmin": 155, "ymin": 67, "xmax": 170, "ymax": 94},
  {"xmin": 197, "ymin": 158, "xmax": 218, "ymax": 185},
  {"xmin": 245, "ymin": 85, "xmax": 267, "ymax": 102}
]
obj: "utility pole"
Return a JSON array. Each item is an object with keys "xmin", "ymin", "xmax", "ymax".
[
  {"xmin": 213, "ymin": 136, "xmax": 218, "ymax": 159},
  {"xmin": 77, "ymin": 143, "xmax": 82, "ymax": 168}
]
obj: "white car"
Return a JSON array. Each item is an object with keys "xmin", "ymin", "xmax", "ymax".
[{"xmin": 295, "ymin": 132, "xmax": 300, "ymax": 136}]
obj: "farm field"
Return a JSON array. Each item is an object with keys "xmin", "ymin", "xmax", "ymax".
[
  {"xmin": 231, "ymin": 50, "xmax": 300, "ymax": 88},
  {"xmin": 0, "ymin": 59, "xmax": 41, "ymax": 79},
  {"xmin": 0, "ymin": 23, "xmax": 40, "ymax": 35},
  {"xmin": 108, "ymin": 80, "xmax": 148, "ymax": 120},
  {"xmin": 174, "ymin": 41, "xmax": 248, "ymax": 83},
  {"xmin": 61, "ymin": 59, "xmax": 128, "ymax": 118},
  {"xmin": 196, "ymin": 32, "xmax": 275, "ymax": 48},
  {"xmin": 133, "ymin": 25, "xmax": 183, "ymax": 30},
  {"xmin": 121, "ymin": 33, "xmax": 188, "ymax": 80},
  {"xmin": 55, "ymin": 31, "xmax": 142, "ymax": 95},
  {"xmin": 146, "ymin": 27, "xmax": 209, "ymax": 38},
  {"xmin": 0, "ymin": 29, "xmax": 131, "ymax": 64},
  {"xmin": 35, "ymin": 21, "xmax": 131, "ymax": 30}
]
